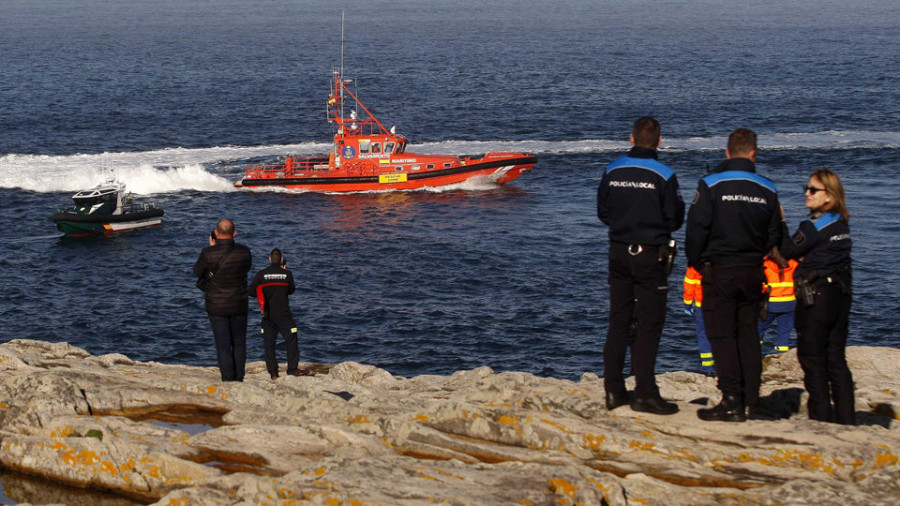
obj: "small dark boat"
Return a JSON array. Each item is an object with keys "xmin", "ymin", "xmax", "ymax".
[{"xmin": 52, "ymin": 178, "xmax": 163, "ymax": 237}]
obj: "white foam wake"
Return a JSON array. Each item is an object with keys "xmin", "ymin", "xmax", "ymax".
[{"xmin": 2, "ymin": 130, "xmax": 897, "ymax": 193}]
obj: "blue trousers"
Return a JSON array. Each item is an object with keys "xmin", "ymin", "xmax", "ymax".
[
  {"xmin": 693, "ymin": 310, "xmax": 715, "ymax": 373},
  {"xmin": 759, "ymin": 301, "xmax": 795, "ymax": 351},
  {"xmin": 209, "ymin": 313, "xmax": 247, "ymax": 382}
]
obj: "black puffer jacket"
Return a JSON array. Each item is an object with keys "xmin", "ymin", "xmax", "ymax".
[{"xmin": 194, "ymin": 239, "xmax": 252, "ymax": 317}]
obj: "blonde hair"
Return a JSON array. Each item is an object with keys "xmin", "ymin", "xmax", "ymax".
[{"xmin": 811, "ymin": 167, "xmax": 849, "ymax": 222}]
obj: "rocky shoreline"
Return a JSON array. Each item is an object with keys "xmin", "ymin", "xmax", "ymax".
[{"xmin": 0, "ymin": 339, "xmax": 898, "ymax": 505}]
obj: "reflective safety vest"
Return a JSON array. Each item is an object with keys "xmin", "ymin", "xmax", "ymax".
[
  {"xmin": 763, "ymin": 258, "xmax": 798, "ymax": 303},
  {"xmin": 683, "ymin": 266, "xmax": 703, "ymax": 308}
]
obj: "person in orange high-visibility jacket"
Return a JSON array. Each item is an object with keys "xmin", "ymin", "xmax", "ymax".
[
  {"xmin": 759, "ymin": 256, "xmax": 798, "ymax": 352},
  {"xmin": 683, "ymin": 267, "xmax": 715, "ymax": 375}
]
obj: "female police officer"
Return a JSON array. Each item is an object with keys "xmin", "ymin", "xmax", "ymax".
[{"xmin": 780, "ymin": 167, "xmax": 855, "ymax": 425}]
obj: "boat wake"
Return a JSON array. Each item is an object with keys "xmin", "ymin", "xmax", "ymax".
[{"xmin": 2, "ymin": 130, "xmax": 897, "ymax": 194}]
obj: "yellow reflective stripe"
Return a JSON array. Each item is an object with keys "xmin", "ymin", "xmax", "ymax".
[
  {"xmin": 767, "ymin": 282, "xmax": 794, "ymax": 288},
  {"xmin": 684, "ymin": 278, "xmax": 701, "ymax": 285},
  {"xmin": 776, "ymin": 346, "xmax": 789, "ymax": 351},
  {"xmin": 700, "ymin": 353, "xmax": 713, "ymax": 359},
  {"xmin": 702, "ymin": 360, "xmax": 715, "ymax": 366},
  {"xmin": 683, "ymin": 298, "xmax": 693, "ymax": 305},
  {"xmin": 260, "ymin": 329, "xmax": 265, "ymax": 334},
  {"xmin": 695, "ymin": 301, "xmax": 702, "ymax": 308},
  {"xmin": 770, "ymin": 295, "xmax": 796, "ymax": 302},
  {"xmin": 291, "ymin": 328, "xmax": 298, "ymax": 333}
]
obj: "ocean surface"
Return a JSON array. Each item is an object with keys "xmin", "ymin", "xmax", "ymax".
[{"xmin": 2, "ymin": 0, "xmax": 899, "ymax": 386}]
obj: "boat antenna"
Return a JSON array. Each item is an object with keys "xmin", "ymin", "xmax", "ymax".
[{"xmin": 339, "ymin": 11, "xmax": 345, "ymax": 125}]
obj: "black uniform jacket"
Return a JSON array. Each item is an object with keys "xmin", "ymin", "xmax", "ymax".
[
  {"xmin": 686, "ymin": 158, "xmax": 782, "ymax": 268},
  {"xmin": 193, "ymin": 239, "xmax": 253, "ymax": 317},
  {"xmin": 249, "ymin": 262, "xmax": 296, "ymax": 318},
  {"xmin": 779, "ymin": 211, "xmax": 851, "ymax": 278},
  {"xmin": 597, "ymin": 146, "xmax": 684, "ymax": 245}
]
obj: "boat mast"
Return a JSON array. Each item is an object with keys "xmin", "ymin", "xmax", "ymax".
[{"xmin": 339, "ymin": 11, "xmax": 345, "ymax": 132}]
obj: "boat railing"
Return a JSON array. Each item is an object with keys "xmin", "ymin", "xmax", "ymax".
[{"xmin": 244, "ymin": 156, "xmax": 331, "ymax": 178}]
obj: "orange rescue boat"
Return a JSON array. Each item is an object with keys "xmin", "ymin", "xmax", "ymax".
[{"xmin": 235, "ymin": 69, "xmax": 536, "ymax": 193}]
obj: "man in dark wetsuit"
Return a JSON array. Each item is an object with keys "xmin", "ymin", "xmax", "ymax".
[
  {"xmin": 194, "ymin": 219, "xmax": 252, "ymax": 382},
  {"xmin": 597, "ymin": 117, "xmax": 685, "ymax": 414},
  {"xmin": 686, "ymin": 128, "xmax": 783, "ymax": 422},
  {"xmin": 249, "ymin": 248, "xmax": 308, "ymax": 379}
]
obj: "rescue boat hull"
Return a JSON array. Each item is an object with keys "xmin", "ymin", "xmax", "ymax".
[{"xmin": 237, "ymin": 156, "xmax": 536, "ymax": 192}]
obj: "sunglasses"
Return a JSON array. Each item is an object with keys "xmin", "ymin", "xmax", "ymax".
[{"xmin": 804, "ymin": 186, "xmax": 827, "ymax": 195}]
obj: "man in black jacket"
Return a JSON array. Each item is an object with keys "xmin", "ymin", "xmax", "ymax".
[
  {"xmin": 597, "ymin": 117, "xmax": 685, "ymax": 415},
  {"xmin": 686, "ymin": 128, "xmax": 782, "ymax": 421},
  {"xmin": 194, "ymin": 219, "xmax": 252, "ymax": 382},
  {"xmin": 249, "ymin": 248, "xmax": 308, "ymax": 379}
]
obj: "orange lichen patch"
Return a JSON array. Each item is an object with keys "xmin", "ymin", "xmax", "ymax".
[
  {"xmin": 0, "ymin": 402, "xmax": 7, "ymax": 409},
  {"xmin": 548, "ymin": 478, "xmax": 577, "ymax": 498},
  {"xmin": 875, "ymin": 452, "xmax": 898, "ymax": 468},
  {"xmin": 852, "ymin": 458, "xmax": 864, "ymax": 470},
  {"xmin": 99, "ymin": 460, "xmax": 119, "ymax": 475},
  {"xmin": 120, "ymin": 459, "xmax": 136, "ymax": 473},
  {"xmin": 719, "ymin": 449, "xmax": 838, "ymax": 475},
  {"xmin": 163, "ymin": 499, "xmax": 190, "ymax": 506},
  {"xmin": 568, "ymin": 389, "xmax": 588, "ymax": 397},
  {"xmin": 206, "ymin": 385, "xmax": 218, "ymax": 395},
  {"xmin": 671, "ymin": 449, "xmax": 698, "ymax": 463},
  {"xmin": 315, "ymin": 467, "xmax": 327, "ymax": 476},
  {"xmin": 347, "ymin": 414, "xmax": 373, "ymax": 424},
  {"xmin": 583, "ymin": 433, "xmax": 607, "ymax": 450},
  {"xmin": 641, "ymin": 430, "xmax": 656, "ymax": 439},
  {"xmin": 498, "ymin": 415, "xmax": 519, "ymax": 426},
  {"xmin": 628, "ymin": 441, "xmax": 656, "ymax": 451},
  {"xmin": 540, "ymin": 418, "xmax": 569, "ymax": 432},
  {"xmin": 380, "ymin": 438, "xmax": 394, "ymax": 448},
  {"xmin": 416, "ymin": 471, "xmax": 437, "ymax": 481},
  {"xmin": 412, "ymin": 414, "xmax": 430, "ymax": 422},
  {"xmin": 50, "ymin": 426, "xmax": 77, "ymax": 438}
]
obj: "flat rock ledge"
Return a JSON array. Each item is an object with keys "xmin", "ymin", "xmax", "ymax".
[{"xmin": 1, "ymin": 340, "xmax": 898, "ymax": 505}]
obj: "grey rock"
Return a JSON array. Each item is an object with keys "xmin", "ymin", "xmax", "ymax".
[{"xmin": 0, "ymin": 338, "xmax": 896, "ymax": 505}]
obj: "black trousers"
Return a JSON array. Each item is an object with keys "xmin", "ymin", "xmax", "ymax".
[
  {"xmin": 795, "ymin": 282, "xmax": 855, "ymax": 424},
  {"xmin": 604, "ymin": 242, "xmax": 669, "ymax": 399},
  {"xmin": 209, "ymin": 313, "xmax": 247, "ymax": 382},
  {"xmin": 701, "ymin": 265, "xmax": 763, "ymax": 406},
  {"xmin": 261, "ymin": 314, "xmax": 300, "ymax": 377}
]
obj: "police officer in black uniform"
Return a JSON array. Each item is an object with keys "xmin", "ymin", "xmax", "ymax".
[
  {"xmin": 686, "ymin": 128, "xmax": 782, "ymax": 422},
  {"xmin": 249, "ymin": 248, "xmax": 308, "ymax": 379},
  {"xmin": 598, "ymin": 117, "xmax": 685, "ymax": 414},
  {"xmin": 780, "ymin": 167, "xmax": 855, "ymax": 425}
]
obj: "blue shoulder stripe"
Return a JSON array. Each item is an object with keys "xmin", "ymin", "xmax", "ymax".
[
  {"xmin": 702, "ymin": 170, "xmax": 777, "ymax": 193},
  {"xmin": 606, "ymin": 156, "xmax": 675, "ymax": 180},
  {"xmin": 811, "ymin": 212, "xmax": 841, "ymax": 231}
]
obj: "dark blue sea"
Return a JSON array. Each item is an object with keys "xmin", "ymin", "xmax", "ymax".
[{"xmin": 2, "ymin": 0, "xmax": 899, "ymax": 385}]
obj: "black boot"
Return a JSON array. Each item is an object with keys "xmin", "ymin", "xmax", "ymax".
[
  {"xmin": 698, "ymin": 393, "xmax": 746, "ymax": 422},
  {"xmin": 605, "ymin": 390, "xmax": 632, "ymax": 411}
]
